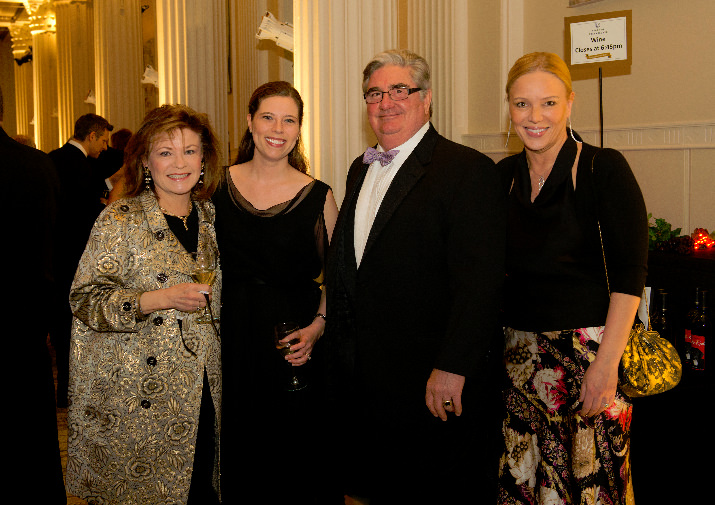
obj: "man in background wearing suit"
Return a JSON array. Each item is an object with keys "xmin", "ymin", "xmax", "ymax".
[
  {"xmin": 2, "ymin": 88, "xmax": 67, "ymax": 503},
  {"xmin": 49, "ymin": 113, "xmax": 113, "ymax": 407},
  {"xmin": 326, "ymin": 49, "xmax": 506, "ymax": 503}
]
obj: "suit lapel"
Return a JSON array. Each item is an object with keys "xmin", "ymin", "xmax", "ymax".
[
  {"xmin": 362, "ymin": 124, "xmax": 438, "ymax": 260},
  {"xmin": 335, "ymin": 160, "xmax": 370, "ymax": 296}
]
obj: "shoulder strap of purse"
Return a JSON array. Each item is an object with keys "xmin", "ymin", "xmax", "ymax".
[
  {"xmin": 593, "ymin": 151, "xmax": 651, "ymax": 323},
  {"xmin": 591, "ymin": 149, "xmax": 610, "ymax": 295}
]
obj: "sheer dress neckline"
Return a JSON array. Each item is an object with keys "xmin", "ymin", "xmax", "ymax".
[{"xmin": 226, "ymin": 166, "xmax": 316, "ymax": 217}]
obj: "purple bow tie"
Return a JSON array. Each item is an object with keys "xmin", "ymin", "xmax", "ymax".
[{"xmin": 363, "ymin": 147, "xmax": 399, "ymax": 166}]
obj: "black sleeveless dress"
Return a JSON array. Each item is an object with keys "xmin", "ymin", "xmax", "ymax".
[{"xmin": 213, "ymin": 169, "xmax": 334, "ymax": 503}]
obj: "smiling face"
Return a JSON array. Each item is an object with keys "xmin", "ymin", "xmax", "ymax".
[
  {"xmin": 366, "ymin": 64, "xmax": 431, "ymax": 150},
  {"xmin": 146, "ymin": 128, "xmax": 203, "ymax": 206},
  {"xmin": 248, "ymin": 95, "xmax": 301, "ymax": 163},
  {"xmin": 508, "ymin": 70, "xmax": 574, "ymax": 156}
]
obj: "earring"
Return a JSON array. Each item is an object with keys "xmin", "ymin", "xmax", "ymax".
[
  {"xmin": 569, "ymin": 117, "xmax": 581, "ymax": 143},
  {"xmin": 144, "ymin": 167, "xmax": 152, "ymax": 191},
  {"xmin": 504, "ymin": 119, "xmax": 512, "ymax": 149},
  {"xmin": 199, "ymin": 161, "xmax": 205, "ymax": 185}
]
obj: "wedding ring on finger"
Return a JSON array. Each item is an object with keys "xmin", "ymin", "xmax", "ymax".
[
  {"xmin": 306, "ymin": 354, "xmax": 311, "ymax": 360},
  {"xmin": 443, "ymin": 400, "xmax": 453, "ymax": 408}
]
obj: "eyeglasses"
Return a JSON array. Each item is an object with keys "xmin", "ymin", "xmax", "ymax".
[{"xmin": 364, "ymin": 86, "xmax": 422, "ymax": 104}]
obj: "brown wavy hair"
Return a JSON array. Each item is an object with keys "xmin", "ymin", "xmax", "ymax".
[
  {"xmin": 234, "ymin": 81, "xmax": 309, "ymax": 174},
  {"xmin": 123, "ymin": 104, "xmax": 223, "ymax": 199}
]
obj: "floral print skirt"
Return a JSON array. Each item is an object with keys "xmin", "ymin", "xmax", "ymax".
[{"xmin": 498, "ymin": 327, "xmax": 634, "ymax": 505}]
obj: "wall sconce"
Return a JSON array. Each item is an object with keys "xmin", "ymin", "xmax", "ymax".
[
  {"xmin": 256, "ymin": 11, "xmax": 294, "ymax": 52},
  {"xmin": 84, "ymin": 90, "xmax": 96, "ymax": 105},
  {"xmin": 141, "ymin": 64, "xmax": 159, "ymax": 87}
]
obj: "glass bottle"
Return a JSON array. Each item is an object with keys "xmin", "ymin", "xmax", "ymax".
[
  {"xmin": 683, "ymin": 287, "xmax": 701, "ymax": 368},
  {"xmin": 690, "ymin": 290, "xmax": 710, "ymax": 374},
  {"xmin": 651, "ymin": 290, "xmax": 673, "ymax": 345}
]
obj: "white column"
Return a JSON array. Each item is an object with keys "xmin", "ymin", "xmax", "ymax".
[
  {"xmin": 28, "ymin": 3, "xmax": 60, "ymax": 151},
  {"xmin": 293, "ymin": 0, "xmax": 398, "ymax": 204},
  {"xmin": 227, "ymin": 0, "xmax": 292, "ymax": 163},
  {"xmin": 501, "ymin": 0, "xmax": 524, "ymax": 133},
  {"xmin": 227, "ymin": 0, "xmax": 264, "ymax": 164},
  {"xmin": 155, "ymin": 0, "xmax": 229, "ymax": 164},
  {"xmin": 94, "ymin": 0, "xmax": 144, "ymax": 132},
  {"xmin": 54, "ymin": 0, "xmax": 95, "ymax": 143},
  {"xmin": 405, "ymin": 0, "xmax": 469, "ymax": 142},
  {"xmin": 9, "ymin": 23, "xmax": 34, "ymax": 138}
]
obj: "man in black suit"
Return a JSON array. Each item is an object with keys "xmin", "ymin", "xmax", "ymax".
[
  {"xmin": 326, "ymin": 49, "xmax": 506, "ymax": 503},
  {"xmin": 2, "ymin": 88, "xmax": 67, "ymax": 503},
  {"xmin": 49, "ymin": 113, "xmax": 113, "ymax": 407}
]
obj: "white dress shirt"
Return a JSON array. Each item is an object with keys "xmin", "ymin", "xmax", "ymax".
[
  {"xmin": 69, "ymin": 139, "xmax": 88, "ymax": 157},
  {"xmin": 354, "ymin": 121, "xmax": 430, "ymax": 266}
]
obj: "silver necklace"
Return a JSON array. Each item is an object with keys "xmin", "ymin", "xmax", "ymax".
[
  {"xmin": 527, "ymin": 160, "xmax": 547, "ymax": 194},
  {"xmin": 536, "ymin": 175, "xmax": 545, "ymax": 193}
]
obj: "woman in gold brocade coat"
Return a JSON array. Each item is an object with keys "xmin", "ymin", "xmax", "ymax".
[{"xmin": 66, "ymin": 105, "xmax": 223, "ymax": 505}]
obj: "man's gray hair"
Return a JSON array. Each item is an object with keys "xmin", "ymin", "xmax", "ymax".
[{"xmin": 362, "ymin": 49, "xmax": 433, "ymax": 117}]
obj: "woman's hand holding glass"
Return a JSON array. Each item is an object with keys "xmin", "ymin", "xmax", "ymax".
[
  {"xmin": 138, "ymin": 283, "xmax": 211, "ymax": 316},
  {"xmin": 191, "ymin": 246, "xmax": 217, "ymax": 323},
  {"xmin": 280, "ymin": 317, "xmax": 325, "ymax": 366}
]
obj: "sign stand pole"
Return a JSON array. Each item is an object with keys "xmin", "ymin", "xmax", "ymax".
[
  {"xmin": 598, "ymin": 67, "xmax": 603, "ymax": 147},
  {"xmin": 565, "ymin": 10, "xmax": 632, "ymax": 149}
]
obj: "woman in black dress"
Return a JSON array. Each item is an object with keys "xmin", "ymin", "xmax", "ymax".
[
  {"xmin": 496, "ymin": 53, "xmax": 648, "ymax": 504},
  {"xmin": 213, "ymin": 81, "xmax": 339, "ymax": 503}
]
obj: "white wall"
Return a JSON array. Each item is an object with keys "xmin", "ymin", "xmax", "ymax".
[{"xmin": 463, "ymin": 0, "xmax": 714, "ymax": 234}]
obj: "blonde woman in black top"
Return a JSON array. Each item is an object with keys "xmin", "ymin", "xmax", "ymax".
[{"xmin": 497, "ymin": 52, "xmax": 647, "ymax": 505}]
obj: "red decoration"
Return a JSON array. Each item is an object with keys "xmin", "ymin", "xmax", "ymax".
[{"xmin": 691, "ymin": 228, "xmax": 715, "ymax": 250}]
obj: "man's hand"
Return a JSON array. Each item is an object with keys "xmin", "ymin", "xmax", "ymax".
[{"xmin": 425, "ymin": 369, "xmax": 465, "ymax": 421}]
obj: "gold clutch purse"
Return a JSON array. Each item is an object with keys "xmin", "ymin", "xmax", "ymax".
[
  {"xmin": 619, "ymin": 322, "xmax": 682, "ymax": 397},
  {"xmin": 591, "ymin": 151, "xmax": 682, "ymax": 398}
]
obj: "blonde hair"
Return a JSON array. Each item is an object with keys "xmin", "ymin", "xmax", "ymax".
[{"xmin": 506, "ymin": 52, "xmax": 573, "ymax": 98}]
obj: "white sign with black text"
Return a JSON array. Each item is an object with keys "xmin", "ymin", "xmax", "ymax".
[{"xmin": 570, "ymin": 16, "xmax": 628, "ymax": 65}]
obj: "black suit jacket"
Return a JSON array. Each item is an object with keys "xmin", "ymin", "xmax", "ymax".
[
  {"xmin": 89, "ymin": 146, "xmax": 125, "ymax": 200},
  {"xmin": 2, "ymin": 126, "xmax": 66, "ymax": 502},
  {"xmin": 49, "ymin": 142, "xmax": 107, "ymax": 288},
  {"xmin": 326, "ymin": 124, "xmax": 506, "ymax": 418}
]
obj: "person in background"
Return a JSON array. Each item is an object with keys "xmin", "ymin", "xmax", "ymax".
[
  {"xmin": 65, "ymin": 104, "xmax": 223, "ymax": 505},
  {"xmin": 2, "ymin": 87, "xmax": 67, "ymax": 505},
  {"xmin": 496, "ymin": 52, "xmax": 648, "ymax": 505},
  {"xmin": 325, "ymin": 49, "xmax": 506, "ymax": 503},
  {"xmin": 90, "ymin": 127, "xmax": 129, "ymax": 205},
  {"xmin": 12, "ymin": 133, "xmax": 35, "ymax": 147},
  {"xmin": 104, "ymin": 127, "xmax": 133, "ymax": 204},
  {"xmin": 213, "ymin": 80, "xmax": 339, "ymax": 504},
  {"xmin": 49, "ymin": 113, "xmax": 114, "ymax": 408}
]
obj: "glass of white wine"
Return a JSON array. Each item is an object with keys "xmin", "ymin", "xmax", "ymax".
[
  {"xmin": 191, "ymin": 245, "xmax": 216, "ymax": 324},
  {"xmin": 274, "ymin": 321, "xmax": 306, "ymax": 391}
]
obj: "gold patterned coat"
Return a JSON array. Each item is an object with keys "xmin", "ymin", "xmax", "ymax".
[{"xmin": 65, "ymin": 191, "xmax": 222, "ymax": 505}]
